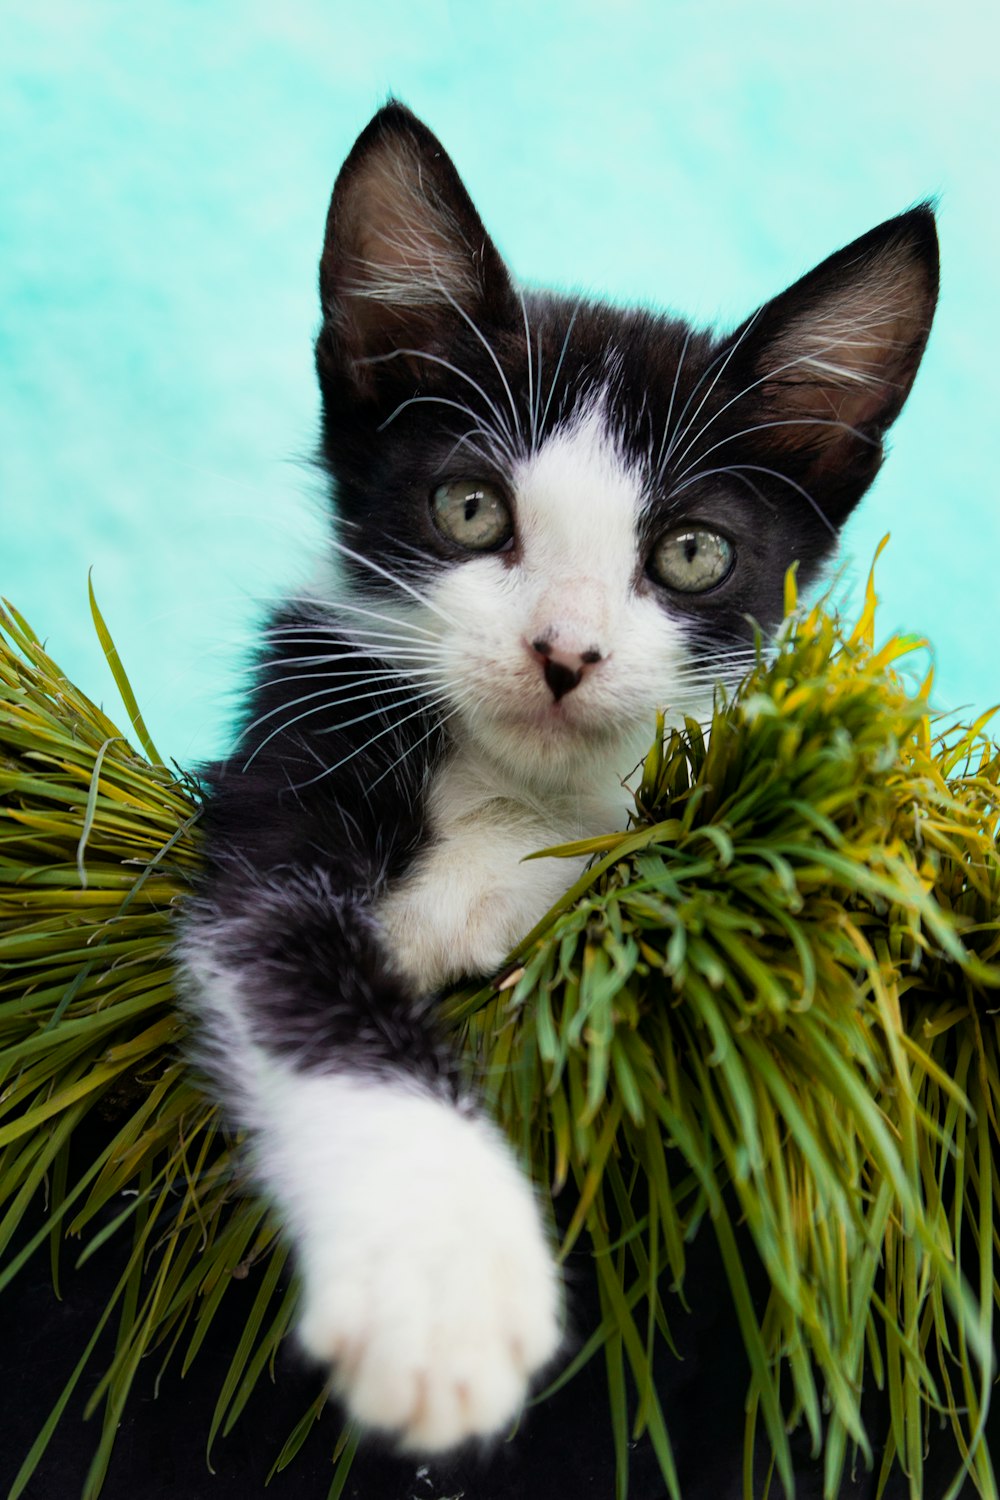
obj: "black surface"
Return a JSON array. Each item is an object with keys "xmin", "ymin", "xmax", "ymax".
[{"xmin": 4, "ymin": 1160, "xmax": 996, "ymax": 1500}]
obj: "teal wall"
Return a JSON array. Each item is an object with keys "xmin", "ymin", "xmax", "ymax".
[{"xmin": 3, "ymin": 2, "xmax": 997, "ymax": 761}]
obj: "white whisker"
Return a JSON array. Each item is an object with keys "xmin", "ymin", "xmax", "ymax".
[
  {"xmin": 362, "ymin": 704, "xmax": 466, "ymax": 798},
  {"xmin": 666, "ymin": 465, "xmax": 776, "ymax": 514},
  {"xmin": 238, "ymin": 676, "xmax": 441, "ymax": 755},
  {"xmin": 654, "ymin": 327, "xmax": 693, "ymax": 477},
  {"xmin": 539, "ymin": 300, "xmax": 582, "ymax": 439},
  {"xmin": 289, "ymin": 693, "xmax": 454, "ymax": 792},
  {"xmin": 378, "ymin": 392, "xmax": 499, "ymax": 437},
  {"xmin": 365, "ymin": 346, "xmax": 516, "ymax": 461},
  {"xmin": 254, "ymin": 665, "xmax": 440, "ymax": 692},
  {"xmin": 264, "ymin": 639, "xmax": 444, "ymax": 662},
  {"xmin": 329, "ymin": 538, "xmax": 461, "ymax": 628},
  {"xmin": 265, "ymin": 615, "xmax": 444, "ymax": 647},
  {"xmin": 665, "ymin": 335, "xmax": 881, "ymax": 481},
  {"xmin": 672, "ymin": 462, "xmax": 837, "ymax": 536},
  {"xmin": 658, "ymin": 310, "xmax": 763, "ymax": 480},
  {"xmin": 316, "ymin": 597, "xmax": 444, "ymax": 640},
  {"xmin": 241, "ymin": 684, "xmax": 447, "ymax": 773},
  {"xmin": 671, "ymin": 415, "xmax": 876, "ymax": 491},
  {"xmin": 436, "ymin": 283, "xmax": 524, "ymax": 455},
  {"xmin": 518, "ymin": 288, "xmax": 536, "ymax": 453},
  {"xmin": 440, "ymin": 425, "xmax": 500, "ymax": 471}
]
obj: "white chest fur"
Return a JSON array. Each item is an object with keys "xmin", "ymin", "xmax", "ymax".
[{"xmin": 375, "ymin": 750, "xmax": 630, "ymax": 995}]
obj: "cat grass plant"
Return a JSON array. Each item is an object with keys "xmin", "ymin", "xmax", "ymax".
[{"xmin": 1, "ymin": 558, "xmax": 998, "ymax": 1500}]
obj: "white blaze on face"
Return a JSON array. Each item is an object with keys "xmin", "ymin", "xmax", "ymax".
[{"xmin": 511, "ymin": 399, "xmax": 643, "ymax": 657}]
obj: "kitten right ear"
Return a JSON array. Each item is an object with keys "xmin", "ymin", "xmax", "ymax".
[{"xmin": 317, "ymin": 103, "xmax": 515, "ymax": 395}]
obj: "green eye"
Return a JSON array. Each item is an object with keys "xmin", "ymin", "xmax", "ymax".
[
  {"xmin": 431, "ymin": 478, "xmax": 513, "ymax": 551},
  {"xmin": 650, "ymin": 528, "xmax": 734, "ymax": 593}
]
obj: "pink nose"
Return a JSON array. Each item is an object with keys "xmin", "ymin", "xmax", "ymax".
[{"xmin": 530, "ymin": 638, "xmax": 603, "ymax": 701}]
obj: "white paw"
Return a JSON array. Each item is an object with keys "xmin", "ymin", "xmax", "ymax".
[{"xmin": 283, "ymin": 1077, "xmax": 561, "ymax": 1450}]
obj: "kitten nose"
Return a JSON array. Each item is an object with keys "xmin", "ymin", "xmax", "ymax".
[{"xmin": 531, "ymin": 638, "xmax": 603, "ymax": 702}]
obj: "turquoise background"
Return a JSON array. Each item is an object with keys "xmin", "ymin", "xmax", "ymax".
[{"xmin": 3, "ymin": 2, "xmax": 998, "ymax": 763}]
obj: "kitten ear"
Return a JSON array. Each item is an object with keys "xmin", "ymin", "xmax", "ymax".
[
  {"xmin": 317, "ymin": 102, "xmax": 515, "ymax": 393},
  {"xmin": 729, "ymin": 206, "xmax": 938, "ymax": 518}
]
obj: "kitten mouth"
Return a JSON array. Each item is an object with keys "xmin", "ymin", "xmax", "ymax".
[{"xmin": 501, "ymin": 695, "xmax": 617, "ymax": 743}]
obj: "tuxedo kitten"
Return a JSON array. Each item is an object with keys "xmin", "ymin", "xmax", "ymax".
[{"xmin": 179, "ymin": 103, "xmax": 938, "ymax": 1453}]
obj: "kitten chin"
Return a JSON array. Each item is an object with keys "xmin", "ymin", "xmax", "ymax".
[{"xmin": 450, "ymin": 709, "xmax": 657, "ymax": 801}]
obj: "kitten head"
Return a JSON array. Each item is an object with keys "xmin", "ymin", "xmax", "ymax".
[{"xmin": 313, "ymin": 102, "xmax": 938, "ymax": 789}]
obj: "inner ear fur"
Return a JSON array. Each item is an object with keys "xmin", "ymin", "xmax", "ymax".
[
  {"xmin": 733, "ymin": 206, "xmax": 939, "ymax": 478},
  {"xmin": 317, "ymin": 102, "xmax": 515, "ymax": 391}
]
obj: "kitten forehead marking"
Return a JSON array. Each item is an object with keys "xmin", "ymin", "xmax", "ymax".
[{"xmin": 511, "ymin": 392, "xmax": 644, "ymax": 645}]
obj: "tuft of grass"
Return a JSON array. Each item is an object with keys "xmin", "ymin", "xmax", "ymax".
[{"xmin": 1, "ymin": 555, "xmax": 999, "ymax": 1500}]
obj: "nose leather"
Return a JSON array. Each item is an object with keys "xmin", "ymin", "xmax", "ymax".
[
  {"xmin": 532, "ymin": 638, "xmax": 602, "ymax": 701},
  {"xmin": 543, "ymin": 657, "xmax": 583, "ymax": 700}
]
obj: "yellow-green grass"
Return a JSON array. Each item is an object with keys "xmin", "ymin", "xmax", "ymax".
[{"xmin": 1, "ymin": 557, "xmax": 998, "ymax": 1500}]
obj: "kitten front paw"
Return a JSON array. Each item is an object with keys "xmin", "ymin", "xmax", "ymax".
[{"xmin": 292, "ymin": 1081, "xmax": 561, "ymax": 1451}]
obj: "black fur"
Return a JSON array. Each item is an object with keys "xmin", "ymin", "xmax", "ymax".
[{"xmin": 193, "ymin": 617, "xmax": 451, "ymax": 1081}]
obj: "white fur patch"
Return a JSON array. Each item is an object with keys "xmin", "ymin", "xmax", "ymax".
[
  {"xmin": 289, "ymin": 1075, "xmax": 561, "ymax": 1451},
  {"xmin": 376, "ymin": 745, "xmax": 627, "ymax": 994},
  {"xmin": 512, "ymin": 397, "xmax": 644, "ymax": 640},
  {"xmin": 180, "ymin": 936, "xmax": 561, "ymax": 1452}
]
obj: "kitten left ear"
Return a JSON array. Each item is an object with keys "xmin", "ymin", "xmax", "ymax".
[
  {"xmin": 728, "ymin": 205, "xmax": 939, "ymax": 513},
  {"xmin": 317, "ymin": 102, "xmax": 515, "ymax": 396}
]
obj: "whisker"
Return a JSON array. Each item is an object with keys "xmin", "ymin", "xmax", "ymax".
[
  {"xmin": 669, "ymin": 654, "xmax": 759, "ymax": 676},
  {"xmin": 264, "ymin": 626, "xmax": 446, "ymax": 654},
  {"xmin": 659, "ymin": 310, "xmax": 764, "ymax": 479},
  {"xmin": 672, "ymin": 461, "xmax": 836, "ymax": 536},
  {"xmin": 440, "ymin": 425, "xmax": 500, "ymax": 471},
  {"xmin": 654, "ymin": 327, "xmax": 693, "ymax": 477},
  {"xmin": 289, "ymin": 693, "xmax": 454, "ymax": 792},
  {"xmin": 362, "ymin": 701, "xmax": 468, "ymax": 798},
  {"xmin": 666, "ymin": 336, "xmax": 880, "ymax": 480},
  {"xmin": 364, "ymin": 346, "xmax": 516, "ymax": 461},
  {"xmin": 667, "ymin": 465, "xmax": 777, "ymax": 515},
  {"xmin": 323, "ymin": 635, "xmax": 443, "ymax": 654},
  {"xmin": 378, "ymin": 392, "xmax": 501, "ymax": 437},
  {"xmin": 665, "ymin": 671, "xmax": 753, "ymax": 691},
  {"xmin": 238, "ymin": 675, "xmax": 441, "ymax": 754},
  {"xmin": 671, "ymin": 415, "xmax": 876, "ymax": 491},
  {"xmin": 263, "ymin": 642, "xmax": 444, "ymax": 665},
  {"xmin": 329, "ymin": 538, "xmax": 461, "ymax": 628},
  {"xmin": 327, "ymin": 626, "xmax": 444, "ymax": 652},
  {"xmin": 539, "ymin": 299, "xmax": 582, "ymax": 439},
  {"xmin": 317, "ymin": 597, "xmax": 444, "ymax": 640},
  {"xmin": 253, "ymin": 665, "xmax": 440, "ymax": 692},
  {"xmin": 241, "ymin": 684, "xmax": 447, "ymax": 772},
  {"xmin": 265, "ymin": 613, "xmax": 444, "ymax": 644},
  {"xmin": 369, "ymin": 537, "xmax": 451, "ymax": 575},
  {"xmin": 252, "ymin": 590, "xmax": 443, "ymax": 639},
  {"xmin": 518, "ymin": 288, "xmax": 539, "ymax": 454},
  {"xmin": 436, "ymin": 283, "xmax": 524, "ymax": 455}
]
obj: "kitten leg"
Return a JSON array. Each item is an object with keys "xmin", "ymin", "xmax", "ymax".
[
  {"xmin": 273, "ymin": 1072, "xmax": 559, "ymax": 1450},
  {"xmin": 179, "ymin": 885, "xmax": 561, "ymax": 1451}
]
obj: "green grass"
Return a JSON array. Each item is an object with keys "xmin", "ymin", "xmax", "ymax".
[{"xmin": 1, "ymin": 555, "xmax": 998, "ymax": 1499}]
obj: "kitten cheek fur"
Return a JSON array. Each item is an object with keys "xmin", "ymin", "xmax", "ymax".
[{"xmin": 178, "ymin": 98, "xmax": 938, "ymax": 1454}]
